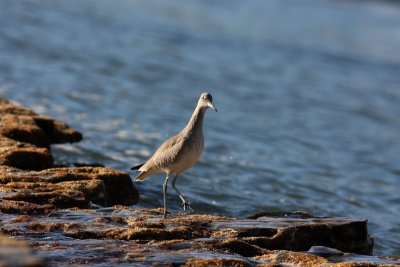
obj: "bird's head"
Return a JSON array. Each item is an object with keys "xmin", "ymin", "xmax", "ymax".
[{"xmin": 198, "ymin": 92, "xmax": 217, "ymax": 112}]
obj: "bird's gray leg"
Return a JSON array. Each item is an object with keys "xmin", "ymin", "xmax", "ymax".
[
  {"xmin": 171, "ymin": 174, "xmax": 194, "ymax": 212},
  {"xmin": 162, "ymin": 174, "xmax": 170, "ymax": 218}
]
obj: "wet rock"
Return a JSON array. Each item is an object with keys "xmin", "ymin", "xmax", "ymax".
[
  {"xmin": 0, "ymin": 114, "xmax": 83, "ymax": 149},
  {"xmin": 0, "ymin": 98, "xmax": 37, "ymax": 116},
  {"xmin": 183, "ymin": 258, "xmax": 254, "ymax": 267},
  {"xmin": 256, "ymin": 250, "xmax": 328, "ymax": 267},
  {"xmin": 13, "ymin": 210, "xmax": 371, "ymax": 254},
  {"xmin": 255, "ymin": 250, "xmax": 400, "ymax": 267},
  {"xmin": 245, "ymin": 211, "xmax": 315, "ymax": 219},
  {"xmin": 73, "ymin": 162, "xmax": 105, "ymax": 168},
  {"xmin": 211, "ymin": 214, "xmax": 372, "ymax": 254},
  {"xmin": 0, "ymin": 136, "xmax": 54, "ymax": 170},
  {"xmin": 0, "ymin": 98, "xmax": 139, "ymax": 212},
  {"xmin": 0, "ymin": 199, "xmax": 54, "ymax": 215},
  {"xmin": 0, "ymin": 98, "xmax": 82, "ymax": 149},
  {"xmin": 0, "ymin": 234, "xmax": 47, "ymax": 267},
  {"xmin": 0, "ymin": 98, "xmax": 81, "ymax": 170},
  {"xmin": 213, "ymin": 239, "xmax": 264, "ymax": 257},
  {"xmin": 0, "ymin": 114, "xmax": 52, "ymax": 148},
  {"xmin": 1, "ymin": 207, "xmax": 398, "ymax": 267},
  {"xmin": 0, "ymin": 166, "xmax": 138, "ymax": 214},
  {"xmin": 307, "ymin": 246, "xmax": 345, "ymax": 257},
  {"xmin": 32, "ymin": 115, "xmax": 83, "ymax": 144}
]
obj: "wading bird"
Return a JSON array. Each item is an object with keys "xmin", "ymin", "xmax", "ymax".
[{"xmin": 131, "ymin": 92, "xmax": 217, "ymax": 218}]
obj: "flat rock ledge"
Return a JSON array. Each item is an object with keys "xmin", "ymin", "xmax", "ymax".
[
  {"xmin": 0, "ymin": 165, "xmax": 139, "ymax": 214},
  {"xmin": 1, "ymin": 208, "xmax": 399, "ymax": 267},
  {"xmin": 0, "ymin": 97, "xmax": 399, "ymax": 267}
]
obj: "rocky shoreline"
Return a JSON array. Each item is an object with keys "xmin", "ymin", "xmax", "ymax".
[{"xmin": 0, "ymin": 97, "xmax": 398, "ymax": 267}]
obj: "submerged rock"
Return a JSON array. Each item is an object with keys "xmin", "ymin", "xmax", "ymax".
[{"xmin": 1, "ymin": 207, "xmax": 398, "ymax": 267}]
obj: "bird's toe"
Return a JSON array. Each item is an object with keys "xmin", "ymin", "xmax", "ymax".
[
  {"xmin": 163, "ymin": 210, "xmax": 171, "ymax": 219},
  {"xmin": 182, "ymin": 201, "xmax": 194, "ymax": 213}
]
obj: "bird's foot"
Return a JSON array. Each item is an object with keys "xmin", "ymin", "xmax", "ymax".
[
  {"xmin": 182, "ymin": 201, "xmax": 194, "ymax": 213},
  {"xmin": 163, "ymin": 209, "xmax": 171, "ymax": 219}
]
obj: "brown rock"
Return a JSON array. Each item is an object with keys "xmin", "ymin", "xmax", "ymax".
[
  {"xmin": 213, "ymin": 239, "xmax": 264, "ymax": 257},
  {"xmin": 211, "ymin": 214, "xmax": 372, "ymax": 254},
  {"xmin": 0, "ymin": 98, "xmax": 37, "ymax": 116},
  {"xmin": 37, "ymin": 167, "xmax": 139, "ymax": 206},
  {"xmin": 33, "ymin": 115, "xmax": 82, "ymax": 144},
  {"xmin": 183, "ymin": 258, "xmax": 254, "ymax": 267},
  {"xmin": 256, "ymin": 251, "xmax": 328, "ymax": 267},
  {"xmin": 0, "ymin": 97, "xmax": 81, "ymax": 171},
  {"xmin": 1, "ymin": 207, "xmax": 398, "ymax": 267},
  {"xmin": 334, "ymin": 263, "xmax": 398, "ymax": 267},
  {"xmin": 0, "ymin": 166, "xmax": 138, "ymax": 214},
  {"xmin": 0, "ymin": 98, "xmax": 82, "ymax": 149},
  {"xmin": 0, "ymin": 199, "xmax": 54, "ymax": 215},
  {"xmin": 0, "ymin": 114, "xmax": 51, "ymax": 148},
  {"xmin": 0, "ymin": 114, "xmax": 82, "ymax": 148},
  {"xmin": 33, "ymin": 210, "xmax": 371, "ymax": 256},
  {"xmin": 0, "ymin": 136, "xmax": 53, "ymax": 170}
]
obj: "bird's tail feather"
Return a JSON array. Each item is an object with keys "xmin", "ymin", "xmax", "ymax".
[
  {"xmin": 131, "ymin": 163, "xmax": 153, "ymax": 182},
  {"xmin": 130, "ymin": 163, "xmax": 144, "ymax": 170}
]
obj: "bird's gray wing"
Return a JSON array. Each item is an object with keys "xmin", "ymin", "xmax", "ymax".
[{"xmin": 142, "ymin": 133, "xmax": 185, "ymax": 171}]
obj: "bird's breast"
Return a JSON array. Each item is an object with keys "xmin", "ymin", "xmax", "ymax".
[{"xmin": 171, "ymin": 132, "xmax": 204, "ymax": 174}]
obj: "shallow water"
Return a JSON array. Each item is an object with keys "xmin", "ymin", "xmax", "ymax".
[{"xmin": 0, "ymin": 0, "xmax": 399, "ymax": 257}]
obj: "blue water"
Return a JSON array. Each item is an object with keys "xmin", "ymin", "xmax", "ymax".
[{"xmin": 0, "ymin": 0, "xmax": 399, "ymax": 257}]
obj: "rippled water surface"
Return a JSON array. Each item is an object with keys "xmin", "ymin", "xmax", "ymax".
[{"xmin": 1, "ymin": 0, "xmax": 399, "ymax": 257}]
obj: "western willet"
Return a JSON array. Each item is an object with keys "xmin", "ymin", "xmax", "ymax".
[{"xmin": 131, "ymin": 92, "xmax": 217, "ymax": 218}]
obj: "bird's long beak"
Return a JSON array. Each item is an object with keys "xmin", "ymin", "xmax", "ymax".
[{"xmin": 208, "ymin": 102, "xmax": 217, "ymax": 112}]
